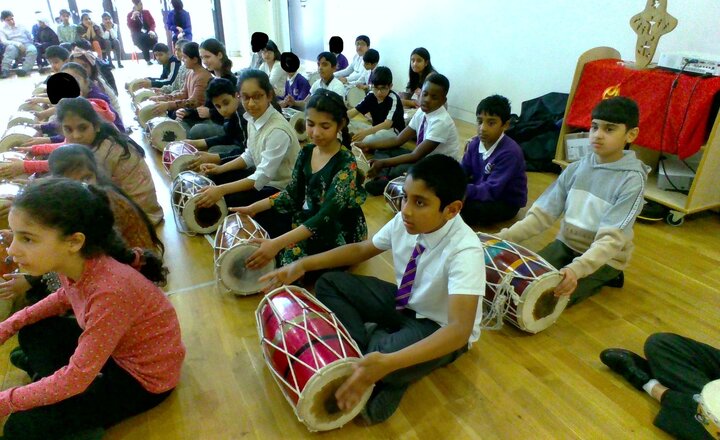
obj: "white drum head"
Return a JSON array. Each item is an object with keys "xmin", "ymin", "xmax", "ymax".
[
  {"xmin": 296, "ymin": 359, "xmax": 374, "ymax": 432},
  {"xmin": 137, "ymin": 101, "xmax": 157, "ymax": 128},
  {"xmin": 133, "ymin": 88, "xmax": 155, "ymax": 105},
  {"xmin": 344, "ymin": 87, "xmax": 366, "ymax": 109},
  {"xmin": 289, "ymin": 112, "xmax": 308, "ymax": 142},
  {"xmin": 181, "ymin": 195, "xmax": 228, "ymax": 235},
  {"xmin": 0, "ymin": 126, "xmax": 36, "ymax": 152},
  {"xmin": 149, "ymin": 118, "xmax": 187, "ymax": 151},
  {"xmin": 511, "ymin": 272, "xmax": 567, "ymax": 334},
  {"xmin": 31, "ymin": 85, "xmax": 47, "ymax": 96},
  {"xmin": 169, "ymin": 155, "xmax": 195, "ymax": 180},
  {"xmin": 216, "ymin": 244, "xmax": 275, "ymax": 295},
  {"xmin": 18, "ymin": 102, "xmax": 43, "ymax": 113},
  {"xmin": 7, "ymin": 112, "xmax": 36, "ymax": 128}
]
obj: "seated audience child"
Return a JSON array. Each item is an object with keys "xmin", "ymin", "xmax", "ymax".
[
  {"xmin": 44, "ymin": 44, "xmax": 69, "ymax": 73},
  {"xmin": 347, "ymin": 66, "xmax": 405, "ymax": 144},
  {"xmin": 601, "ymin": 333, "xmax": 720, "ymax": 440},
  {"xmin": 179, "ymin": 38, "xmax": 236, "ymax": 140},
  {"xmin": 260, "ymin": 154, "xmax": 484, "ymax": 424},
  {"xmin": 329, "ymin": 35, "xmax": 348, "ymax": 71},
  {"xmin": 346, "ymin": 48, "xmax": 379, "ymax": 90},
  {"xmin": 149, "ymin": 41, "xmax": 211, "ymax": 120},
  {"xmin": 308, "ymin": 52, "xmax": 345, "ymax": 98},
  {"xmin": 78, "ymin": 13, "xmax": 103, "ymax": 58},
  {"xmin": 278, "ymin": 52, "xmax": 311, "ymax": 108},
  {"xmin": 495, "ymin": 97, "xmax": 649, "ymax": 306},
  {"xmin": 32, "ymin": 15, "xmax": 59, "ymax": 72},
  {"xmin": 460, "ymin": 95, "xmax": 527, "ymax": 225},
  {"xmin": 358, "ymin": 73, "xmax": 460, "ymax": 195},
  {"xmin": 184, "ymin": 77, "xmax": 248, "ymax": 157},
  {"xmin": 195, "ymin": 69, "xmax": 299, "ymax": 238},
  {"xmin": 100, "ymin": 12, "xmax": 123, "ymax": 68},
  {"xmin": 402, "ymin": 47, "xmax": 435, "ymax": 109},
  {"xmin": 236, "ymin": 89, "xmax": 367, "ymax": 268},
  {"xmin": 0, "ymin": 178, "xmax": 183, "ymax": 440},
  {"xmin": 260, "ymin": 40, "xmax": 286, "ymax": 97},
  {"xmin": 335, "ymin": 35, "xmax": 370, "ymax": 83}
]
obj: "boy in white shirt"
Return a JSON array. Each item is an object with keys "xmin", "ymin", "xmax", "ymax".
[
  {"xmin": 308, "ymin": 52, "xmax": 345, "ymax": 97},
  {"xmin": 335, "ymin": 34, "xmax": 369, "ymax": 83},
  {"xmin": 261, "ymin": 154, "xmax": 485, "ymax": 424}
]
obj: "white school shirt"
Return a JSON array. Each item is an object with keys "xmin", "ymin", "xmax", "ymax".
[
  {"xmin": 260, "ymin": 61, "xmax": 287, "ymax": 97},
  {"xmin": 408, "ymin": 105, "xmax": 461, "ymax": 160},
  {"xmin": 479, "ymin": 133, "xmax": 504, "ymax": 160},
  {"xmin": 372, "ymin": 214, "xmax": 485, "ymax": 344},
  {"xmin": 309, "ymin": 76, "xmax": 345, "ymax": 97},
  {"xmin": 334, "ymin": 53, "xmax": 362, "ymax": 79},
  {"xmin": 240, "ymin": 106, "xmax": 293, "ymax": 190}
]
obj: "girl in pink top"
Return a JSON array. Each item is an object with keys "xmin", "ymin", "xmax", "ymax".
[{"xmin": 0, "ymin": 178, "xmax": 185, "ymax": 440}]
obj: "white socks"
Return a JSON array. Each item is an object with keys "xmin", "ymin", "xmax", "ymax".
[{"xmin": 642, "ymin": 378, "xmax": 660, "ymax": 396}]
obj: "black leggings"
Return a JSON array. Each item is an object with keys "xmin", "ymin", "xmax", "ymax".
[{"xmin": 2, "ymin": 317, "xmax": 172, "ymax": 440}]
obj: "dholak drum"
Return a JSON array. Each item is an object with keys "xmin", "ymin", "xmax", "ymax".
[
  {"xmin": 132, "ymin": 88, "xmax": 155, "ymax": 107},
  {"xmin": 18, "ymin": 102, "xmax": 44, "ymax": 113},
  {"xmin": 147, "ymin": 117, "xmax": 187, "ymax": 151},
  {"xmin": 162, "ymin": 141, "xmax": 198, "ymax": 179},
  {"xmin": 0, "ymin": 231, "xmax": 19, "ymax": 321},
  {"xmin": 31, "ymin": 85, "xmax": 47, "ymax": 97},
  {"xmin": 214, "ymin": 213, "xmax": 275, "ymax": 295},
  {"xmin": 383, "ymin": 175, "xmax": 405, "ymax": 213},
  {"xmin": 0, "ymin": 182, "xmax": 23, "ymax": 229},
  {"xmin": 136, "ymin": 100, "xmax": 158, "ymax": 129},
  {"xmin": 126, "ymin": 78, "xmax": 145, "ymax": 93},
  {"xmin": 344, "ymin": 87, "xmax": 365, "ymax": 109},
  {"xmin": 7, "ymin": 112, "xmax": 36, "ymax": 129},
  {"xmin": 171, "ymin": 171, "xmax": 227, "ymax": 235},
  {"xmin": 350, "ymin": 145, "xmax": 369, "ymax": 177},
  {"xmin": 256, "ymin": 285, "xmax": 373, "ymax": 432},
  {"xmin": 0, "ymin": 126, "xmax": 37, "ymax": 152},
  {"xmin": 283, "ymin": 108, "xmax": 308, "ymax": 143},
  {"xmin": 697, "ymin": 380, "xmax": 720, "ymax": 439},
  {"xmin": 477, "ymin": 232, "xmax": 566, "ymax": 333}
]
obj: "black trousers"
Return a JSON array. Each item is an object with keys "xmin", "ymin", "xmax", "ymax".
[
  {"xmin": 2, "ymin": 317, "xmax": 172, "ymax": 440},
  {"xmin": 131, "ymin": 32, "xmax": 156, "ymax": 62},
  {"xmin": 102, "ymin": 38, "xmax": 122, "ymax": 64},
  {"xmin": 316, "ymin": 272, "xmax": 467, "ymax": 387},
  {"xmin": 460, "ymin": 200, "xmax": 520, "ymax": 226},
  {"xmin": 373, "ymin": 147, "xmax": 413, "ymax": 180},
  {"xmin": 644, "ymin": 333, "xmax": 720, "ymax": 440}
]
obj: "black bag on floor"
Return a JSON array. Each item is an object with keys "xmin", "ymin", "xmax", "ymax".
[{"xmin": 506, "ymin": 92, "xmax": 568, "ymax": 173}]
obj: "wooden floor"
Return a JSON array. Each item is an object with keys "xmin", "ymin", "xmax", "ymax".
[{"xmin": 0, "ymin": 62, "xmax": 719, "ymax": 439}]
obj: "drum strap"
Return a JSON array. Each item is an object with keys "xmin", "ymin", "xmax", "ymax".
[{"xmin": 395, "ymin": 244, "xmax": 426, "ymax": 309}]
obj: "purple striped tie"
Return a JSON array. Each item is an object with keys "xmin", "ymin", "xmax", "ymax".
[
  {"xmin": 417, "ymin": 116, "xmax": 427, "ymax": 145},
  {"xmin": 395, "ymin": 243, "xmax": 426, "ymax": 310}
]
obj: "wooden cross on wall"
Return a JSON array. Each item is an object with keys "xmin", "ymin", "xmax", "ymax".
[{"xmin": 630, "ymin": 0, "xmax": 678, "ymax": 68}]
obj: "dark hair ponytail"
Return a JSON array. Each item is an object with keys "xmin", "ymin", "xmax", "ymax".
[
  {"xmin": 237, "ymin": 68, "xmax": 282, "ymax": 112},
  {"xmin": 12, "ymin": 178, "xmax": 168, "ymax": 285},
  {"xmin": 306, "ymin": 89, "xmax": 351, "ymax": 147},
  {"xmin": 407, "ymin": 47, "xmax": 434, "ymax": 92}
]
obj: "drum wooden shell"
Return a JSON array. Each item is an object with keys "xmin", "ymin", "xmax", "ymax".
[
  {"xmin": 0, "ymin": 126, "xmax": 37, "ymax": 152},
  {"xmin": 477, "ymin": 232, "xmax": 566, "ymax": 333},
  {"xmin": 344, "ymin": 87, "xmax": 366, "ymax": 109},
  {"xmin": 213, "ymin": 213, "xmax": 275, "ymax": 295},
  {"xmin": 147, "ymin": 117, "xmax": 187, "ymax": 151},
  {"xmin": 162, "ymin": 141, "xmax": 197, "ymax": 179},
  {"xmin": 0, "ymin": 182, "xmax": 23, "ymax": 229},
  {"xmin": 697, "ymin": 380, "xmax": 720, "ymax": 439},
  {"xmin": 136, "ymin": 100, "xmax": 157, "ymax": 128},
  {"xmin": 18, "ymin": 102, "xmax": 44, "ymax": 113},
  {"xmin": 7, "ymin": 112, "xmax": 37, "ymax": 129},
  {"xmin": 31, "ymin": 85, "xmax": 47, "ymax": 97},
  {"xmin": 171, "ymin": 171, "xmax": 227, "ymax": 235},
  {"xmin": 383, "ymin": 175, "xmax": 405, "ymax": 213},
  {"xmin": 255, "ymin": 285, "xmax": 372, "ymax": 431},
  {"xmin": 350, "ymin": 145, "xmax": 369, "ymax": 177}
]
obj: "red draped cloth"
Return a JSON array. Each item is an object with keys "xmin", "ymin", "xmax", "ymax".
[{"xmin": 566, "ymin": 59, "xmax": 720, "ymax": 159}]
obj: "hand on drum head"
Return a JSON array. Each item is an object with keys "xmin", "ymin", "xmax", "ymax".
[
  {"xmin": 554, "ymin": 268, "xmax": 578, "ymax": 297},
  {"xmin": 245, "ymin": 238, "xmax": 281, "ymax": 270},
  {"xmin": 351, "ymin": 130, "xmax": 370, "ymax": 143},
  {"xmin": 258, "ymin": 261, "xmax": 306, "ymax": 292},
  {"xmin": 26, "ymin": 97, "xmax": 49, "ymax": 105},
  {"xmin": 195, "ymin": 186, "xmax": 224, "ymax": 208},
  {"xmin": 0, "ymin": 160, "xmax": 25, "ymax": 180},
  {"xmin": 228, "ymin": 205, "xmax": 256, "ymax": 217},
  {"xmin": 12, "ymin": 146, "xmax": 33, "ymax": 154},
  {"xmin": 151, "ymin": 103, "xmax": 169, "ymax": 117},
  {"xmin": 198, "ymin": 162, "xmax": 221, "ymax": 175},
  {"xmin": 366, "ymin": 160, "xmax": 384, "ymax": 179},
  {"xmin": 354, "ymin": 141, "xmax": 371, "ymax": 153},
  {"xmin": 0, "ymin": 273, "xmax": 30, "ymax": 301},
  {"xmin": 339, "ymin": 77, "xmax": 348, "ymax": 84},
  {"xmin": 21, "ymin": 137, "xmax": 50, "ymax": 147},
  {"xmin": 335, "ymin": 352, "xmax": 389, "ymax": 411}
]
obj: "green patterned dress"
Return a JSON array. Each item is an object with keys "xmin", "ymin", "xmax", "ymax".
[{"xmin": 269, "ymin": 144, "xmax": 368, "ymax": 266}]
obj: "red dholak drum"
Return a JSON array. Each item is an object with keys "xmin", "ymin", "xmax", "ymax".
[
  {"xmin": 478, "ymin": 232, "xmax": 567, "ymax": 333},
  {"xmin": 162, "ymin": 141, "xmax": 197, "ymax": 179},
  {"xmin": 256, "ymin": 285, "xmax": 373, "ymax": 432},
  {"xmin": 147, "ymin": 117, "xmax": 187, "ymax": 151},
  {"xmin": 213, "ymin": 213, "xmax": 275, "ymax": 295},
  {"xmin": 171, "ymin": 171, "xmax": 227, "ymax": 235},
  {"xmin": 383, "ymin": 175, "xmax": 405, "ymax": 213}
]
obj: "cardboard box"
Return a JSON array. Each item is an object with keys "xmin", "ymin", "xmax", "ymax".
[{"xmin": 564, "ymin": 132, "xmax": 591, "ymax": 162}]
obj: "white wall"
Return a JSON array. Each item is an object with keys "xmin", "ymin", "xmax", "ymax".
[
  {"xmin": 221, "ymin": 0, "xmax": 289, "ymax": 58},
  {"xmin": 318, "ymin": 0, "xmax": 720, "ymax": 122}
]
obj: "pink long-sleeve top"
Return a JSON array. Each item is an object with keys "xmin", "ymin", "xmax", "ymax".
[{"xmin": 0, "ymin": 255, "xmax": 185, "ymax": 417}]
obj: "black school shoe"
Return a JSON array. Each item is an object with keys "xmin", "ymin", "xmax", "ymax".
[
  {"xmin": 365, "ymin": 176, "xmax": 389, "ymax": 196},
  {"xmin": 638, "ymin": 200, "xmax": 667, "ymax": 222},
  {"xmin": 599, "ymin": 348, "xmax": 651, "ymax": 390},
  {"xmin": 359, "ymin": 382, "xmax": 409, "ymax": 425},
  {"xmin": 606, "ymin": 272, "xmax": 624, "ymax": 288}
]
